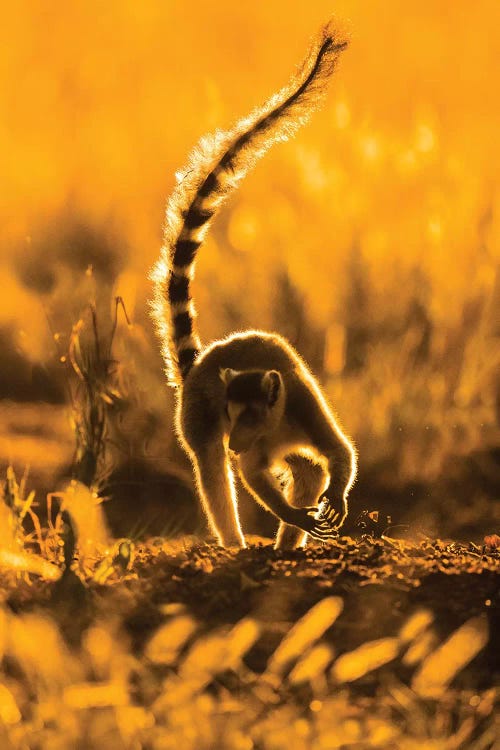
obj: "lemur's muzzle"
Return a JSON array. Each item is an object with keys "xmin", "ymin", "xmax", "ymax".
[{"xmin": 228, "ymin": 428, "xmax": 256, "ymax": 455}]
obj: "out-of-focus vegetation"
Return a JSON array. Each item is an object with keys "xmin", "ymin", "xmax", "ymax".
[
  {"xmin": 0, "ymin": 600, "xmax": 496, "ymax": 750},
  {"xmin": 0, "ymin": 469, "xmax": 498, "ymax": 749},
  {"xmin": 0, "ymin": 1, "xmax": 498, "ymax": 539}
]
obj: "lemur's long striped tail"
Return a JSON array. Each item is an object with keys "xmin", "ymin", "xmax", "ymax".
[{"xmin": 151, "ymin": 22, "xmax": 348, "ymax": 386}]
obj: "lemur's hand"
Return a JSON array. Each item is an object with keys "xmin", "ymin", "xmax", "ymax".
[
  {"xmin": 316, "ymin": 496, "xmax": 347, "ymax": 532},
  {"xmin": 289, "ymin": 507, "xmax": 339, "ymax": 541}
]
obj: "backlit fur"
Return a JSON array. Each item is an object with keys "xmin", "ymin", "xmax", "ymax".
[{"xmin": 150, "ymin": 23, "xmax": 356, "ymax": 548}]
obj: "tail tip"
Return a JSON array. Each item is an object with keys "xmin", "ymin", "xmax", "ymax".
[{"xmin": 320, "ymin": 18, "xmax": 351, "ymax": 54}]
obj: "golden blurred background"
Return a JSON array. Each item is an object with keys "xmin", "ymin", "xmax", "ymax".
[{"xmin": 0, "ymin": 0, "xmax": 499, "ymax": 539}]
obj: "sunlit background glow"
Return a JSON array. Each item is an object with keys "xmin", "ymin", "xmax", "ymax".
[{"xmin": 0, "ymin": 0, "xmax": 499, "ymax": 538}]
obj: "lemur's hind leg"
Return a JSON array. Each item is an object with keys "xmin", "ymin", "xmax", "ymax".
[
  {"xmin": 275, "ymin": 454, "xmax": 328, "ymax": 549},
  {"xmin": 190, "ymin": 440, "xmax": 246, "ymax": 548}
]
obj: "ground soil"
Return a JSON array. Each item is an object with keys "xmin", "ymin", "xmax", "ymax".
[{"xmin": 6, "ymin": 533, "xmax": 499, "ymax": 694}]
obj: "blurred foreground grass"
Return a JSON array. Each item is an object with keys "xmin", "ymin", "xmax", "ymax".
[{"xmin": 0, "ymin": 473, "xmax": 499, "ymax": 750}]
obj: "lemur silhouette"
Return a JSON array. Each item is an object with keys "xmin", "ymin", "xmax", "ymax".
[{"xmin": 151, "ymin": 23, "xmax": 357, "ymax": 548}]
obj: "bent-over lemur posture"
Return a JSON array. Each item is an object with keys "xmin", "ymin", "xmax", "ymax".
[{"xmin": 151, "ymin": 22, "xmax": 357, "ymax": 548}]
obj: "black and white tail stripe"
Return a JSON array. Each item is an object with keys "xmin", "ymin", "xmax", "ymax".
[{"xmin": 151, "ymin": 22, "xmax": 348, "ymax": 386}]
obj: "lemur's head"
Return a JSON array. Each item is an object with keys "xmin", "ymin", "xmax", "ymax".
[{"xmin": 220, "ymin": 368, "xmax": 284, "ymax": 454}]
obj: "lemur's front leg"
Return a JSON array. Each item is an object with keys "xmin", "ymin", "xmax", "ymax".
[
  {"xmin": 238, "ymin": 452, "xmax": 336, "ymax": 541},
  {"xmin": 316, "ymin": 441, "xmax": 357, "ymax": 530},
  {"xmin": 189, "ymin": 439, "xmax": 246, "ymax": 548},
  {"xmin": 275, "ymin": 454, "xmax": 328, "ymax": 549}
]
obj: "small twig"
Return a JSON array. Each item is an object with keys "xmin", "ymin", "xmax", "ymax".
[
  {"xmin": 90, "ymin": 304, "xmax": 101, "ymax": 365},
  {"xmin": 108, "ymin": 295, "xmax": 131, "ymax": 360},
  {"xmin": 47, "ymin": 492, "xmax": 65, "ymax": 532},
  {"xmin": 26, "ymin": 506, "xmax": 46, "ymax": 556},
  {"xmin": 69, "ymin": 320, "xmax": 85, "ymax": 381},
  {"xmin": 19, "ymin": 464, "xmax": 30, "ymax": 502}
]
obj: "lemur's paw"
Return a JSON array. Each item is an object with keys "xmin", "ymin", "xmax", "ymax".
[
  {"xmin": 316, "ymin": 498, "xmax": 347, "ymax": 533},
  {"xmin": 289, "ymin": 507, "xmax": 339, "ymax": 541}
]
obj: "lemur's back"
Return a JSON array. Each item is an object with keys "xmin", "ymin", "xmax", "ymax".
[
  {"xmin": 192, "ymin": 332, "xmax": 300, "ymax": 381},
  {"xmin": 178, "ymin": 332, "xmax": 298, "ymax": 447}
]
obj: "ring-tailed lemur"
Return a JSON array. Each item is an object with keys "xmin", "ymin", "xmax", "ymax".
[{"xmin": 151, "ymin": 22, "xmax": 357, "ymax": 548}]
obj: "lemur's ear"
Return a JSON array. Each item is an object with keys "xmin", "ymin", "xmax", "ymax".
[
  {"xmin": 220, "ymin": 368, "xmax": 238, "ymax": 386},
  {"xmin": 262, "ymin": 370, "xmax": 282, "ymax": 407}
]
